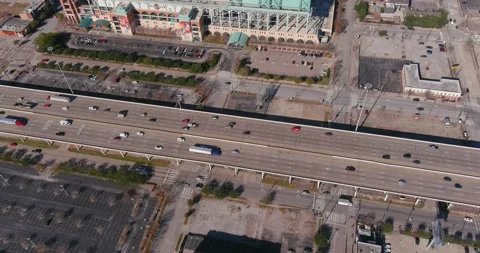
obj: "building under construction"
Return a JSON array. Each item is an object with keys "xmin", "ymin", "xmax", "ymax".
[{"xmin": 62, "ymin": 0, "xmax": 334, "ymax": 45}]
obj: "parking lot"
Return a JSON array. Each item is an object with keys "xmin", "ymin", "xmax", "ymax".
[
  {"xmin": 247, "ymin": 47, "xmax": 335, "ymax": 77},
  {"xmin": 71, "ymin": 35, "xmax": 210, "ymax": 62},
  {"xmin": 360, "ymin": 30, "xmax": 451, "ymax": 80},
  {"xmin": 188, "ymin": 199, "xmax": 316, "ymax": 253},
  {"xmin": 0, "ymin": 162, "xmax": 156, "ymax": 252},
  {"xmin": 17, "ymin": 69, "xmax": 201, "ymax": 104}
]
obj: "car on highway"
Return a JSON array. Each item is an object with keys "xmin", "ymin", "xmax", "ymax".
[
  {"xmin": 382, "ymin": 154, "xmax": 390, "ymax": 159},
  {"xmin": 403, "ymin": 153, "xmax": 412, "ymax": 158},
  {"xmin": 429, "ymin": 144, "xmax": 438, "ymax": 150},
  {"xmin": 302, "ymin": 190, "xmax": 310, "ymax": 195},
  {"xmin": 325, "ymin": 132, "xmax": 333, "ymax": 136},
  {"xmin": 9, "ymin": 142, "xmax": 17, "ymax": 147},
  {"xmin": 149, "ymin": 118, "xmax": 157, "ymax": 122},
  {"xmin": 303, "ymin": 247, "xmax": 313, "ymax": 253},
  {"xmin": 182, "ymin": 119, "xmax": 190, "ymax": 124},
  {"xmin": 62, "ymin": 106, "xmax": 69, "ymax": 111},
  {"xmin": 454, "ymin": 183, "xmax": 462, "ymax": 189},
  {"xmin": 44, "ymin": 104, "xmax": 51, "ymax": 108},
  {"xmin": 291, "ymin": 126, "xmax": 301, "ymax": 132},
  {"xmin": 232, "ymin": 149, "xmax": 240, "ymax": 154},
  {"xmin": 188, "ymin": 122, "xmax": 199, "ymax": 128},
  {"xmin": 60, "ymin": 120, "xmax": 72, "ymax": 126},
  {"xmin": 177, "ymin": 137, "xmax": 185, "ymax": 142},
  {"xmin": 443, "ymin": 176, "xmax": 452, "ymax": 182},
  {"xmin": 140, "ymin": 112, "xmax": 147, "ymax": 116},
  {"xmin": 113, "ymin": 136, "xmax": 121, "ymax": 141},
  {"xmin": 155, "ymin": 145, "xmax": 163, "ymax": 150},
  {"xmin": 211, "ymin": 116, "xmax": 219, "ymax": 120},
  {"xmin": 55, "ymin": 132, "xmax": 65, "ymax": 136},
  {"xmin": 88, "ymin": 106, "xmax": 99, "ymax": 111},
  {"xmin": 287, "ymin": 249, "xmax": 295, "ymax": 253},
  {"xmin": 136, "ymin": 131, "xmax": 145, "ymax": 136},
  {"xmin": 345, "ymin": 166, "xmax": 356, "ymax": 171},
  {"xmin": 104, "ymin": 108, "xmax": 111, "ymax": 112},
  {"xmin": 413, "ymin": 160, "xmax": 421, "ymax": 164},
  {"xmin": 183, "ymin": 126, "xmax": 190, "ymax": 131},
  {"xmin": 398, "ymin": 179, "xmax": 407, "ymax": 185},
  {"xmin": 464, "ymin": 217, "xmax": 473, "ymax": 222},
  {"xmin": 119, "ymin": 132, "xmax": 129, "ymax": 137},
  {"xmin": 243, "ymin": 131, "xmax": 251, "ymax": 135},
  {"xmin": 118, "ymin": 113, "xmax": 126, "ymax": 118}
]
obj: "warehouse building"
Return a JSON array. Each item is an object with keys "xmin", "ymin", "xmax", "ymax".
[{"xmin": 62, "ymin": 0, "xmax": 333, "ymax": 44}]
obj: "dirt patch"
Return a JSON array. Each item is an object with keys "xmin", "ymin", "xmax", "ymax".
[
  {"xmin": 385, "ymin": 234, "xmax": 467, "ymax": 253},
  {"xmin": 188, "ymin": 199, "xmax": 317, "ymax": 252},
  {"xmin": 268, "ymin": 99, "xmax": 331, "ymax": 121},
  {"xmin": 0, "ymin": 2, "xmax": 28, "ymax": 22}
]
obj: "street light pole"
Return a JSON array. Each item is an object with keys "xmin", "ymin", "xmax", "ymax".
[
  {"xmin": 47, "ymin": 46, "xmax": 74, "ymax": 94},
  {"xmin": 26, "ymin": 237, "xmax": 36, "ymax": 248},
  {"xmin": 0, "ymin": 174, "xmax": 9, "ymax": 185},
  {"xmin": 59, "ymin": 184, "xmax": 69, "ymax": 196},
  {"xmin": 355, "ymin": 83, "xmax": 373, "ymax": 132}
]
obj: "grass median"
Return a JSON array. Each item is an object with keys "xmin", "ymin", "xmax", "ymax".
[
  {"xmin": 262, "ymin": 176, "xmax": 297, "ymax": 189},
  {"xmin": 67, "ymin": 145, "xmax": 170, "ymax": 167},
  {"xmin": 0, "ymin": 136, "xmax": 60, "ymax": 149}
]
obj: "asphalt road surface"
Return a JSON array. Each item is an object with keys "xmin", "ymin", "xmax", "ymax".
[{"xmin": 0, "ymin": 86, "xmax": 479, "ymax": 206}]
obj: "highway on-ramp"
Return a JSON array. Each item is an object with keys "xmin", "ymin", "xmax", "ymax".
[{"xmin": 0, "ymin": 86, "xmax": 479, "ymax": 206}]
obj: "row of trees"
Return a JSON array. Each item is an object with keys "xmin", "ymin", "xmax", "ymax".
[
  {"xmin": 37, "ymin": 61, "xmax": 109, "ymax": 76},
  {"xmin": 201, "ymin": 179, "xmax": 244, "ymax": 200},
  {"xmin": 121, "ymin": 71, "xmax": 199, "ymax": 87},
  {"xmin": 0, "ymin": 146, "xmax": 43, "ymax": 167},
  {"xmin": 34, "ymin": 33, "xmax": 221, "ymax": 74},
  {"xmin": 237, "ymin": 66, "xmax": 330, "ymax": 85},
  {"xmin": 57, "ymin": 158, "xmax": 148, "ymax": 186}
]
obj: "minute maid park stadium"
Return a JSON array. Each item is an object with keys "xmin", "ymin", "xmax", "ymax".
[{"xmin": 61, "ymin": 0, "xmax": 334, "ymax": 45}]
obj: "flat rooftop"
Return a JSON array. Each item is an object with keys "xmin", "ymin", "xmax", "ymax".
[
  {"xmin": 403, "ymin": 63, "xmax": 462, "ymax": 93},
  {"xmin": 0, "ymin": 17, "xmax": 31, "ymax": 32}
]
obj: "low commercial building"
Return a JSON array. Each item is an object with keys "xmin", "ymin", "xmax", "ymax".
[
  {"xmin": 401, "ymin": 63, "xmax": 462, "ymax": 102},
  {"xmin": 0, "ymin": 18, "xmax": 32, "ymax": 37},
  {"xmin": 19, "ymin": 1, "xmax": 45, "ymax": 20}
]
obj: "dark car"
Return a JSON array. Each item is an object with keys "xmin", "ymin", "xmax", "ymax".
[
  {"xmin": 55, "ymin": 132, "xmax": 65, "ymax": 136},
  {"xmin": 455, "ymin": 183, "xmax": 462, "ymax": 189},
  {"xmin": 243, "ymin": 131, "xmax": 251, "ymax": 135},
  {"xmin": 149, "ymin": 118, "xmax": 157, "ymax": 122},
  {"xmin": 403, "ymin": 153, "xmax": 412, "ymax": 158},
  {"xmin": 443, "ymin": 176, "xmax": 452, "ymax": 182},
  {"xmin": 415, "ymin": 237, "xmax": 420, "ymax": 245},
  {"xmin": 304, "ymin": 247, "xmax": 313, "ymax": 253},
  {"xmin": 413, "ymin": 160, "xmax": 421, "ymax": 164},
  {"xmin": 346, "ymin": 166, "xmax": 356, "ymax": 171},
  {"xmin": 325, "ymin": 132, "xmax": 333, "ymax": 136},
  {"xmin": 382, "ymin": 154, "xmax": 391, "ymax": 159},
  {"xmin": 44, "ymin": 217, "xmax": 53, "ymax": 227},
  {"xmin": 32, "ymin": 149, "xmax": 42, "ymax": 153},
  {"xmin": 413, "ymin": 98, "xmax": 420, "ymax": 101}
]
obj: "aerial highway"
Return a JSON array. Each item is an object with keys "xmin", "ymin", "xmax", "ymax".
[{"xmin": 0, "ymin": 86, "xmax": 479, "ymax": 206}]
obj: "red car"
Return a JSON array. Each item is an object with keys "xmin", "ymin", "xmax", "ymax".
[
  {"xmin": 41, "ymin": 58, "xmax": 49, "ymax": 63},
  {"xmin": 44, "ymin": 104, "xmax": 52, "ymax": 108},
  {"xmin": 9, "ymin": 142, "xmax": 17, "ymax": 147},
  {"xmin": 113, "ymin": 136, "xmax": 121, "ymax": 141},
  {"xmin": 182, "ymin": 119, "xmax": 190, "ymax": 125},
  {"xmin": 46, "ymin": 96, "xmax": 51, "ymax": 101},
  {"xmin": 291, "ymin": 126, "xmax": 301, "ymax": 132}
]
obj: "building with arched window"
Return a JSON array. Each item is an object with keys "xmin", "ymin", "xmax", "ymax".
[{"xmin": 68, "ymin": 0, "xmax": 334, "ymax": 44}]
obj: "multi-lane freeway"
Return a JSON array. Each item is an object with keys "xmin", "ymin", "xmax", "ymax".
[{"xmin": 0, "ymin": 86, "xmax": 479, "ymax": 206}]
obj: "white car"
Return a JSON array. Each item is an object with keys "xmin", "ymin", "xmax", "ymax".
[
  {"xmin": 155, "ymin": 145, "xmax": 163, "ymax": 150},
  {"xmin": 177, "ymin": 137, "xmax": 185, "ymax": 142},
  {"xmin": 136, "ymin": 131, "xmax": 145, "ymax": 136},
  {"xmin": 118, "ymin": 113, "xmax": 126, "ymax": 118},
  {"xmin": 232, "ymin": 149, "xmax": 240, "ymax": 154},
  {"xmin": 196, "ymin": 175, "xmax": 205, "ymax": 182},
  {"xmin": 88, "ymin": 106, "xmax": 99, "ymax": 111},
  {"xmin": 62, "ymin": 106, "xmax": 69, "ymax": 111},
  {"xmin": 60, "ymin": 120, "xmax": 72, "ymax": 126},
  {"xmin": 464, "ymin": 217, "xmax": 474, "ymax": 222},
  {"xmin": 119, "ymin": 132, "xmax": 129, "ymax": 137}
]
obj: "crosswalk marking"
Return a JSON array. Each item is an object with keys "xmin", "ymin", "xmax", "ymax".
[
  {"xmin": 163, "ymin": 168, "xmax": 179, "ymax": 185},
  {"xmin": 327, "ymin": 212, "xmax": 346, "ymax": 225},
  {"xmin": 179, "ymin": 163, "xmax": 202, "ymax": 172},
  {"xmin": 181, "ymin": 187, "xmax": 194, "ymax": 199}
]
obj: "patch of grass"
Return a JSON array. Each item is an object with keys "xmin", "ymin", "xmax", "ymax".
[
  {"xmin": 67, "ymin": 146, "xmax": 170, "ymax": 167},
  {"xmin": 0, "ymin": 136, "xmax": 59, "ymax": 149},
  {"xmin": 262, "ymin": 176, "xmax": 296, "ymax": 188},
  {"xmin": 175, "ymin": 233, "xmax": 184, "ymax": 252}
]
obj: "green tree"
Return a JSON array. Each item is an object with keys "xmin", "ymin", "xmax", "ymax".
[
  {"xmin": 34, "ymin": 33, "xmax": 64, "ymax": 52},
  {"xmin": 354, "ymin": 2, "xmax": 369, "ymax": 21},
  {"xmin": 314, "ymin": 225, "xmax": 332, "ymax": 252},
  {"xmin": 189, "ymin": 64, "xmax": 205, "ymax": 73},
  {"xmin": 63, "ymin": 63, "xmax": 73, "ymax": 71},
  {"xmin": 142, "ymin": 57, "xmax": 153, "ymax": 65},
  {"xmin": 305, "ymin": 77, "xmax": 315, "ymax": 85},
  {"xmin": 378, "ymin": 30, "xmax": 388, "ymax": 36},
  {"xmin": 237, "ymin": 66, "xmax": 250, "ymax": 76},
  {"xmin": 261, "ymin": 191, "xmax": 276, "ymax": 205},
  {"xmin": 55, "ymin": 13, "xmax": 65, "ymax": 22}
]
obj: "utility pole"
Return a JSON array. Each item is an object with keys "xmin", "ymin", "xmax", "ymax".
[
  {"xmin": 355, "ymin": 83, "xmax": 372, "ymax": 132},
  {"xmin": 47, "ymin": 46, "xmax": 74, "ymax": 94}
]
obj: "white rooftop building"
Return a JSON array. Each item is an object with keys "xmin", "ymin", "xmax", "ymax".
[{"xmin": 401, "ymin": 63, "xmax": 462, "ymax": 102}]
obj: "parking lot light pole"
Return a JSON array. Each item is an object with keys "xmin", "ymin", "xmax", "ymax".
[
  {"xmin": 355, "ymin": 83, "xmax": 373, "ymax": 132},
  {"xmin": 0, "ymin": 174, "xmax": 9, "ymax": 185},
  {"xmin": 47, "ymin": 46, "xmax": 74, "ymax": 94},
  {"xmin": 59, "ymin": 184, "xmax": 69, "ymax": 196}
]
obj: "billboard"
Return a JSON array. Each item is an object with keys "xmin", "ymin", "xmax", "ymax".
[
  {"xmin": 119, "ymin": 16, "xmax": 130, "ymax": 30},
  {"xmin": 179, "ymin": 21, "xmax": 191, "ymax": 35}
]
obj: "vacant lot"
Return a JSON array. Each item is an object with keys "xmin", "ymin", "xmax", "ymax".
[{"xmin": 188, "ymin": 199, "xmax": 317, "ymax": 253}]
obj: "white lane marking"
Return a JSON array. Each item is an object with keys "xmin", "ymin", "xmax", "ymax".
[
  {"xmin": 0, "ymin": 107, "xmax": 34, "ymax": 114},
  {"xmin": 333, "ymin": 156, "xmax": 480, "ymax": 180},
  {"xmin": 182, "ymin": 134, "xmax": 268, "ymax": 148}
]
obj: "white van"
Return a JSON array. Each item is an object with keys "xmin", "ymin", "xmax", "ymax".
[
  {"xmin": 337, "ymin": 198, "xmax": 352, "ymax": 206},
  {"xmin": 444, "ymin": 117, "xmax": 451, "ymax": 127}
]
